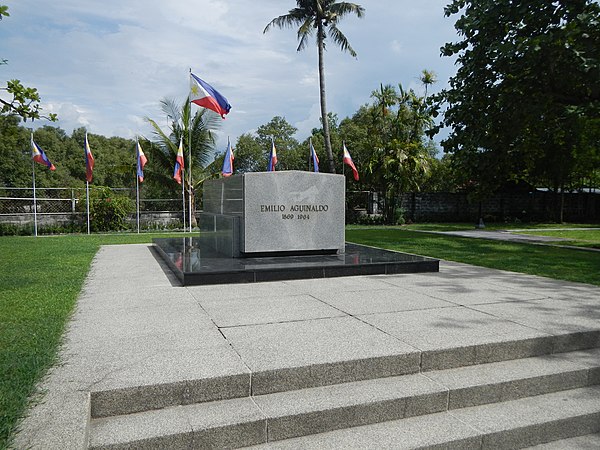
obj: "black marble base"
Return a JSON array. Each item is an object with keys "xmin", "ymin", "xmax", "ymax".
[{"xmin": 153, "ymin": 238, "xmax": 439, "ymax": 286}]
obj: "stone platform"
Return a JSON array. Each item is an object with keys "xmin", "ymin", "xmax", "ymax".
[
  {"xmin": 153, "ymin": 239, "xmax": 439, "ymax": 286},
  {"xmin": 13, "ymin": 244, "xmax": 600, "ymax": 449}
]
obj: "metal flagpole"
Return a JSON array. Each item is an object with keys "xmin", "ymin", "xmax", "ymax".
[
  {"xmin": 342, "ymin": 140, "xmax": 345, "ymax": 178},
  {"xmin": 136, "ymin": 139, "xmax": 140, "ymax": 234},
  {"xmin": 309, "ymin": 138, "xmax": 312, "ymax": 171},
  {"xmin": 86, "ymin": 181, "xmax": 90, "ymax": 235},
  {"xmin": 182, "ymin": 169, "xmax": 186, "ymax": 231},
  {"xmin": 188, "ymin": 68, "xmax": 193, "ymax": 233},
  {"xmin": 31, "ymin": 153, "xmax": 38, "ymax": 237}
]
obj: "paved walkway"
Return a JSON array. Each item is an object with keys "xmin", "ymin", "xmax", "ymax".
[
  {"xmin": 416, "ymin": 227, "xmax": 600, "ymax": 251},
  {"xmin": 13, "ymin": 244, "xmax": 600, "ymax": 449}
]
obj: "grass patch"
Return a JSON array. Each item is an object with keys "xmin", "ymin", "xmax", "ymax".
[
  {"xmin": 396, "ymin": 222, "xmax": 600, "ymax": 232},
  {"xmin": 346, "ymin": 228, "xmax": 600, "ymax": 286},
  {"xmin": 516, "ymin": 229, "xmax": 600, "ymax": 248},
  {"xmin": 0, "ymin": 232, "xmax": 190, "ymax": 449},
  {"xmin": 347, "ymin": 222, "xmax": 599, "ymax": 232}
]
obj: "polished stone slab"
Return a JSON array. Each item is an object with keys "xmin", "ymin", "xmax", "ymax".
[
  {"xmin": 201, "ymin": 171, "xmax": 345, "ymax": 255},
  {"xmin": 154, "ymin": 239, "xmax": 439, "ymax": 286}
]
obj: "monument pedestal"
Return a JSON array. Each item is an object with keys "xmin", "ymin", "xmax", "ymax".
[
  {"xmin": 200, "ymin": 171, "xmax": 345, "ymax": 257},
  {"xmin": 154, "ymin": 171, "xmax": 439, "ymax": 286}
]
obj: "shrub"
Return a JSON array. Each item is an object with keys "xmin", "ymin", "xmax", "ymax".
[{"xmin": 80, "ymin": 187, "xmax": 134, "ymax": 232}]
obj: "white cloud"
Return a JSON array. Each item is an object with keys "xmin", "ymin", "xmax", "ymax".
[{"xmin": 2, "ymin": 0, "xmax": 458, "ymax": 147}]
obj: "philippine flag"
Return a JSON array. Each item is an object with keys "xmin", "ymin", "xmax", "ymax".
[
  {"xmin": 267, "ymin": 138, "xmax": 278, "ymax": 172},
  {"xmin": 173, "ymin": 138, "xmax": 185, "ymax": 184},
  {"xmin": 31, "ymin": 135, "xmax": 56, "ymax": 171},
  {"xmin": 343, "ymin": 142, "xmax": 359, "ymax": 181},
  {"xmin": 190, "ymin": 73, "xmax": 231, "ymax": 119},
  {"xmin": 222, "ymin": 137, "xmax": 234, "ymax": 177},
  {"xmin": 310, "ymin": 139, "xmax": 319, "ymax": 173},
  {"xmin": 84, "ymin": 133, "xmax": 94, "ymax": 182},
  {"xmin": 136, "ymin": 141, "xmax": 147, "ymax": 183}
]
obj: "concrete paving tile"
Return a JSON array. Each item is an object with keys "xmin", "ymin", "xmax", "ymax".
[
  {"xmin": 221, "ymin": 316, "xmax": 420, "ymax": 393},
  {"xmin": 358, "ymin": 307, "xmax": 553, "ymax": 369},
  {"xmin": 425, "ymin": 352, "xmax": 591, "ymax": 409},
  {"xmin": 358, "ymin": 306, "xmax": 549, "ymax": 351},
  {"xmin": 382, "ymin": 274, "xmax": 547, "ymax": 305},
  {"xmin": 90, "ymin": 347, "xmax": 251, "ymax": 417},
  {"xmin": 311, "ymin": 287, "xmax": 454, "ymax": 315},
  {"xmin": 68, "ymin": 302, "xmax": 217, "ymax": 343},
  {"xmin": 86, "ymin": 245, "xmax": 171, "ymax": 286},
  {"xmin": 12, "ymin": 382, "xmax": 90, "ymax": 450},
  {"xmin": 527, "ymin": 432, "xmax": 600, "ymax": 449},
  {"xmin": 199, "ymin": 294, "xmax": 346, "ymax": 327},
  {"xmin": 186, "ymin": 397, "xmax": 267, "ymax": 448},
  {"xmin": 472, "ymin": 297, "xmax": 600, "ymax": 335},
  {"xmin": 253, "ymin": 373, "xmax": 447, "ymax": 440},
  {"xmin": 448, "ymin": 386, "xmax": 600, "ymax": 448},
  {"xmin": 281, "ymin": 275, "xmax": 396, "ymax": 294},
  {"xmin": 186, "ymin": 280, "xmax": 294, "ymax": 301},
  {"xmin": 77, "ymin": 285, "xmax": 197, "ymax": 312},
  {"xmin": 90, "ymin": 403, "xmax": 194, "ymax": 450},
  {"xmin": 251, "ymin": 411, "xmax": 482, "ymax": 449}
]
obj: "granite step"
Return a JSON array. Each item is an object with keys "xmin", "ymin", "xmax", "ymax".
[
  {"xmin": 89, "ymin": 330, "xmax": 600, "ymax": 419},
  {"xmin": 88, "ymin": 348, "xmax": 600, "ymax": 449},
  {"xmin": 525, "ymin": 432, "xmax": 600, "ymax": 449},
  {"xmin": 250, "ymin": 386, "xmax": 600, "ymax": 449}
]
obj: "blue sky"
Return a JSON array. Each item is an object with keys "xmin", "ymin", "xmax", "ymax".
[{"xmin": 1, "ymin": 0, "xmax": 459, "ymax": 153}]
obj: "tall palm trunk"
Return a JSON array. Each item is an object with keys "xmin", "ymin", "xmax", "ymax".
[{"xmin": 317, "ymin": 23, "xmax": 336, "ymax": 174}]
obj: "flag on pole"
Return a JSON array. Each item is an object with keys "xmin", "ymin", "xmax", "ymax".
[
  {"xmin": 267, "ymin": 138, "xmax": 278, "ymax": 172},
  {"xmin": 31, "ymin": 136, "xmax": 56, "ymax": 171},
  {"xmin": 84, "ymin": 133, "xmax": 94, "ymax": 182},
  {"xmin": 310, "ymin": 139, "xmax": 319, "ymax": 173},
  {"xmin": 136, "ymin": 141, "xmax": 147, "ymax": 182},
  {"xmin": 190, "ymin": 73, "xmax": 231, "ymax": 118},
  {"xmin": 222, "ymin": 137, "xmax": 234, "ymax": 177},
  {"xmin": 173, "ymin": 138, "xmax": 185, "ymax": 184},
  {"xmin": 343, "ymin": 142, "xmax": 359, "ymax": 181}
]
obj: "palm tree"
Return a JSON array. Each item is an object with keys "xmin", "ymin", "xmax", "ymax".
[
  {"xmin": 419, "ymin": 69, "xmax": 437, "ymax": 99},
  {"xmin": 264, "ymin": 0, "xmax": 364, "ymax": 174},
  {"xmin": 146, "ymin": 98, "xmax": 221, "ymax": 227}
]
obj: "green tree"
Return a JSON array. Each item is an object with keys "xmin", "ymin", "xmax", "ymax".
[
  {"xmin": 354, "ymin": 83, "xmax": 434, "ymax": 222},
  {"xmin": 419, "ymin": 69, "xmax": 437, "ymax": 99},
  {"xmin": 212, "ymin": 116, "xmax": 302, "ymax": 174},
  {"xmin": 438, "ymin": 0, "xmax": 600, "ymax": 221},
  {"xmin": 147, "ymin": 98, "xmax": 220, "ymax": 226},
  {"xmin": 0, "ymin": 6, "xmax": 57, "ymax": 122},
  {"xmin": 264, "ymin": 0, "xmax": 364, "ymax": 174}
]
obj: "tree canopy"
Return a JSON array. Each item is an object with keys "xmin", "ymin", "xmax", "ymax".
[{"xmin": 436, "ymin": 0, "xmax": 600, "ymax": 216}]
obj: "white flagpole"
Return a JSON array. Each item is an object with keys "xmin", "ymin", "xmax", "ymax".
[
  {"xmin": 188, "ymin": 68, "xmax": 193, "ymax": 233},
  {"xmin": 182, "ymin": 169, "xmax": 186, "ymax": 231},
  {"xmin": 86, "ymin": 181, "xmax": 90, "ymax": 235},
  {"xmin": 309, "ymin": 138, "xmax": 312, "ymax": 171},
  {"xmin": 136, "ymin": 139, "xmax": 140, "ymax": 234},
  {"xmin": 31, "ymin": 150, "xmax": 38, "ymax": 237}
]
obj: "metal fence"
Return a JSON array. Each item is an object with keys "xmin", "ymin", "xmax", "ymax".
[{"xmin": 0, "ymin": 187, "xmax": 183, "ymax": 215}]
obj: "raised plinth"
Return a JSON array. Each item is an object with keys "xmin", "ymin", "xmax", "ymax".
[
  {"xmin": 153, "ymin": 239, "xmax": 439, "ymax": 286},
  {"xmin": 201, "ymin": 171, "xmax": 345, "ymax": 256}
]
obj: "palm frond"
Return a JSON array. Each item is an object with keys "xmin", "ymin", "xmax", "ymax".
[
  {"xmin": 297, "ymin": 18, "xmax": 314, "ymax": 51},
  {"xmin": 264, "ymin": 10, "xmax": 307, "ymax": 33},
  {"xmin": 329, "ymin": 2, "xmax": 365, "ymax": 20},
  {"xmin": 328, "ymin": 25, "xmax": 356, "ymax": 57}
]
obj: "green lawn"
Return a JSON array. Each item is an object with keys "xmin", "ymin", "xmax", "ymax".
[
  {"xmin": 348, "ymin": 222, "xmax": 599, "ymax": 232},
  {"xmin": 0, "ymin": 232, "xmax": 191, "ymax": 449},
  {"xmin": 2, "ymin": 228, "xmax": 599, "ymax": 448},
  {"xmin": 516, "ymin": 229, "xmax": 600, "ymax": 249},
  {"xmin": 346, "ymin": 228, "xmax": 600, "ymax": 286}
]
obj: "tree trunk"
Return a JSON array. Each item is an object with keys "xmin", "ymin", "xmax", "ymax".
[{"xmin": 317, "ymin": 24, "xmax": 336, "ymax": 174}]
